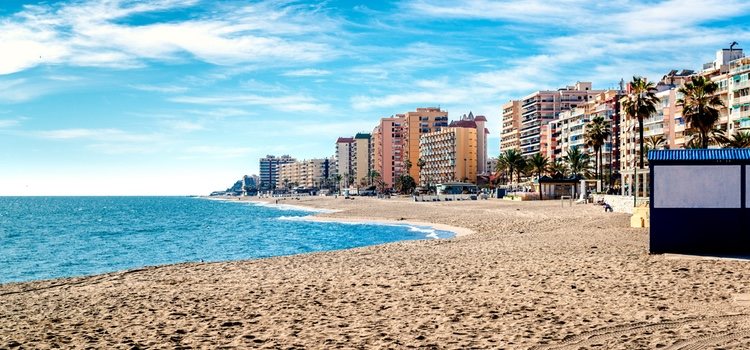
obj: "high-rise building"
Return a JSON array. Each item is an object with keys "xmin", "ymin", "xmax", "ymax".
[
  {"xmin": 276, "ymin": 158, "xmax": 332, "ymax": 189},
  {"xmin": 697, "ymin": 47, "xmax": 747, "ymax": 135},
  {"xmin": 335, "ymin": 137, "xmax": 355, "ymax": 188},
  {"xmin": 547, "ymin": 90, "xmax": 622, "ymax": 180},
  {"xmin": 519, "ymin": 82, "xmax": 603, "ymax": 157},
  {"xmin": 353, "ymin": 133, "xmax": 372, "ymax": 186},
  {"xmin": 372, "ymin": 115, "xmax": 406, "ymax": 187},
  {"xmin": 729, "ymin": 56, "xmax": 750, "ymax": 131},
  {"xmin": 419, "ymin": 126, "xmax": 478, "ymax": 184},
  {"xmin": 500, "ymin": 100, "xmax": 522, "ymax": 153},
  {"xmin": 259, "ymin": 155, "xmax": 296, "ymax": 190},
  {"xmin": 404, "ymin": 107, "xmax": 449, "ymax": 180},
  {"xmin": 447, "ymin": 113, "xmax": 489, "ymax": 177}
]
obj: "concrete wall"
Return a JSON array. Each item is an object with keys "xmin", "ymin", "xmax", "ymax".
[{"xmin": 592, "ymin": 194, "xmax": 648, "ymax": 214}]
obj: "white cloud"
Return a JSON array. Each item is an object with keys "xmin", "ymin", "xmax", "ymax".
[
  {"xmin": 184, "ymin": 145, "xmax": 257, "ymax": 159},
  {"xmin": 282, "ymin": 69, "xmax": 331, "ymax": 77},
  {"xmin": 130, "ymin": 84, "xmax": 189, "ymax": 93},
  {"xmin": 0, "ymin": 119, "xmax": 20, "ymax": 128},
  {"xmin": 171, "ymin": 94, "xmax": 331, "ymax": 113},
  {"xmin": 0, "ymin": 78, "xmax": 58, "ymax": 102},
  {"xmin": 0, "ymin": 0, "xmax": 340, "ymax": 75},
  {"xmin": 170, "ymin": 120, "xmax": 204, "ymax": 131},
  {"xmin": 353, "ymin": 0, "xmax": 750, "ymax": 119},
  {"xmin": 36, "ymin": 128, "xmax": 159, "ymax": 142},
  {"xmin": 402, "ymin": 0, "xmax": 591, "ymax": 23}
]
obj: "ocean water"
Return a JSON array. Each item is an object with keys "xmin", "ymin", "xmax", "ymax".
[{"xmin": 0, "ymin": 197, "xmax": 453, "ymax": 284}]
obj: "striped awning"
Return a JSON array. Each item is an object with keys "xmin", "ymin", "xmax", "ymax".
[{"xmin": 649, "ymin": 149, "xmax": 750, "ymax": 161}]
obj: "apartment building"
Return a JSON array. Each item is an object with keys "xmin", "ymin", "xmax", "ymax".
[
  {"xmin": 519, "ymin": 82, "xmax": 603, "ymax": 157},
  {"xmin": 353, "ymin": 133, "xmax": 372, "ymax": 186},
  {"xmin": 372, "ymin": 115, "xmax": 406, "ymax": 187},
  {"xmin": 335, "ymin": 137, "xmax": 355, "ymax": 187},
  {"xmin": 404, "ymin": 107, "xmax": 449, "ymax": 180},
  {"xmin": 276, "ymin": 158, "xmax": 331, "ymax": 189},
  {"xmin": 548, "ymin": 90, "xmax": 623, "ymax": 179},
  {"xmin": 419, "ymin": 127, "xmax": 478, "ymax": 185},
  {"xmin": 500, "ymin": 100, "xmax": 522, "ymax": 153},
  {"xmin": 449, "ymin": 112, "xmax": 489, "ymax": 176},
  {"xmin": 727, "ymin": 56, "xmax": 750, "ymax": 130},
  {"xmin": 699, "ymin": 47, "xmax": 745, "ymax": 134},
  {"xmin": 259, "ymin": 154, "xmax": 296, "ymax": 190}
]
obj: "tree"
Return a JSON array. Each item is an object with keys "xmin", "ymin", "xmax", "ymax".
[
  {"xmin": 564, "ymin": 147, "xmax": 591, "ymax": 178},
  {"xmin": 584, "ymin": 116, "xmax": 611, "ymax": 182},
  {"xmin": 494, "ymin": 155, "xmax": 509, "ymax": 185},
  {"xmin": 550, "ymin": 158, "xmax": 569, "ymax": 178},
  {"xmin": 678, "ymin": 76, "xmax": 725, "ymax": 148},
  {"xmin": 528, "ymin": 153, "xmax": 549, "ymax": 179},
  {"xmin": 404, "ymin": 159, "xmax": 412, "ymax": 175},
  {"xmin": 514, "ymin": 157, "xmax": 528, "ymax": 185},
  {"xmin": 645, "ymin": 135, "xmax": 667, "ymax": 150},
  {"xmin": 723, "ymin": 131, "xmax": 750, "ymax": 148},
  {"xmin": 416, "ymin": 158, "xmax": 426, "ymax": 185},
  {"xmin": 333, "ymin": 174, "xmax": 343, "ymax": 194},
  {"xmin": 684, "ymin": 128, "xmax": 725, "ymax": 149},
  {"xmin": 394, "ymin": 174, "xmax": 416, "ymax": 194},
  {"xmin": 622, "ymin": 76, "xmax": 660, "ymax": 169},
  {"xmin": 368, "ymin": 170, "xmax": 379, "ymax": 186},
  {"xmin": 498, "ymin": 149, "xmax": 525, "ymax": 185}
]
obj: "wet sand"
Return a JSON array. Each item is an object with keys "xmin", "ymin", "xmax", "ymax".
[{"xmin": 1, "ymin": 196, "xmax": 749, "ymax": 349}]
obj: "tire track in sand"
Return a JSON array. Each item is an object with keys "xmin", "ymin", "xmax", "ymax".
[{"xmin": 530, "ymin": 314, "xmax": 750, "ymax": 350}]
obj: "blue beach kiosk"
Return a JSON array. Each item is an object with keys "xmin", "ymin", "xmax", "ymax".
[{"xmin": 649, "ymin": 149, "xmax": 750, "ymax": 255}]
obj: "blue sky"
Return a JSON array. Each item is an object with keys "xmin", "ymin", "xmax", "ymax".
[{"xmin": 2, "ymin": 0, "xmax": 750, "ymax": 195}]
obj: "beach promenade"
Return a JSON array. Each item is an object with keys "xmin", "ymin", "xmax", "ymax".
[{"xmin": 1, "ymin": 197, "xmax": 749, "ymax": 349}]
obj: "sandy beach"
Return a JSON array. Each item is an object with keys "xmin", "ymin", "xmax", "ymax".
[{"xmin": 2, "ymin": 196, "xmax": 749, "ymax": 349}]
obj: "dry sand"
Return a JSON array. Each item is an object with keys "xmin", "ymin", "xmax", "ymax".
[{"xmin": 1, "ymin": 196, "xmax": 749, "ymax": 349}]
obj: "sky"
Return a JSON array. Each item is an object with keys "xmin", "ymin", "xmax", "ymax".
[{"xmin": 2, "ymin": 0, "xmax": 750, "ymax": 195}]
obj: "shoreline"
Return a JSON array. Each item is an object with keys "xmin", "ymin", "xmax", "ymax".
[{"xmin": 205, "ymin": 195, "xmax": 475, "ymax": 238}]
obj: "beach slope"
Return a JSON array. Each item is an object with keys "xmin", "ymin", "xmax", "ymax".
[{"xmin": 1, "ymin": 197, "xmax": 749, "ymax": 349}]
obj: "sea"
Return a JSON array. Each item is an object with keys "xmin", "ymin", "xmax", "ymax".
[{"xmin": 0, "ymin": 196, "xmax": 453, "ymax": 284}]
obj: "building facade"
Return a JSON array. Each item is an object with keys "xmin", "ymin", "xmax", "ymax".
[
  {"xmin": 519, "ymin": 82, "xmax": 603, "ymax": 157},
  {"xmin": 276, "ymin": 158, "xmax": 331, "ymax": 189},
  {"xmin": 419, "ymin": 127, "xmax": 478, "ymax": 185},
  {"xmin": 335, "ymin": 137, "xmax": 355, "ymax": 188},
  {"xmin": 372, "ymin": 116, "xmax": 406, "ymax": 187},
  {"xmin": 259, "ymin": 154, "xmax": 296, "ymax": 190},
  {"xmin": 353, "ymin": 133, "xmax": 372, "ymax": 186},
  {"xmin": 547, "ymin": 90, "xmax": 623, "ymax": 180},
  {"xmin": 404, "ymin": 107, "xmax": 449, "ymax": 181},
  {"xmin": 500, "ymin": 100, "xmax": 522, "ymax": 154}
]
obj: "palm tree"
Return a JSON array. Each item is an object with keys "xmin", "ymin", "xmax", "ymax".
[
  {"xmin": 550, "ymin": 158, "xmax": 569, "ymax": 178},
  {"xmin": 528, "ymin": 153, "xmax": 549, "ymax": 179},
  {"xmin": 584, "ymin": 116, "xmax": 611, "ymax": 182},
  {"xmin": 368, "ymin": 170, "xmax": 379, "ymax": 186},
  {"xmin": 723, "ymin": 131, "xmax": 750, "ymax": 148},
  {"xmin": 645, "ymin": 135, "xmax": 666, "ymax": 150},
  {"xmin": 678, "ymin": 76, "xmax": 725, "ymax": 148},
  {"xmin": 416, "ymin": 158, "xmax": 426, "ymax": 185},
  {"xmin": 564, "ymin": 147, "xmax": 591, "ymax": 178},
  {"xmin": 404, "ymin": 159, "xmax": 412, "ymax": 175},
  {"xmin": 495, "ymin": 155, "xmax": 509, "ymax": 185},
  {"xmin": 498, "ymin": 149, "xmax": 525, "ymax": 185},
  {"xmin": 515, "ymin": 158, "xmax": 529, "ymax": 185},
  {"xmin": 622, "ymin": 76, "xmax": 660, "ymax": 169},
  {"xmin": 333, "ymin": 174, "xmax": 343, "ymax": 194}
]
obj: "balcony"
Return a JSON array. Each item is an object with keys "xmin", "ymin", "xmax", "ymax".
[{"xmin": 732, "ymin": 80, "xmax": 750, "ymax": 90}]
